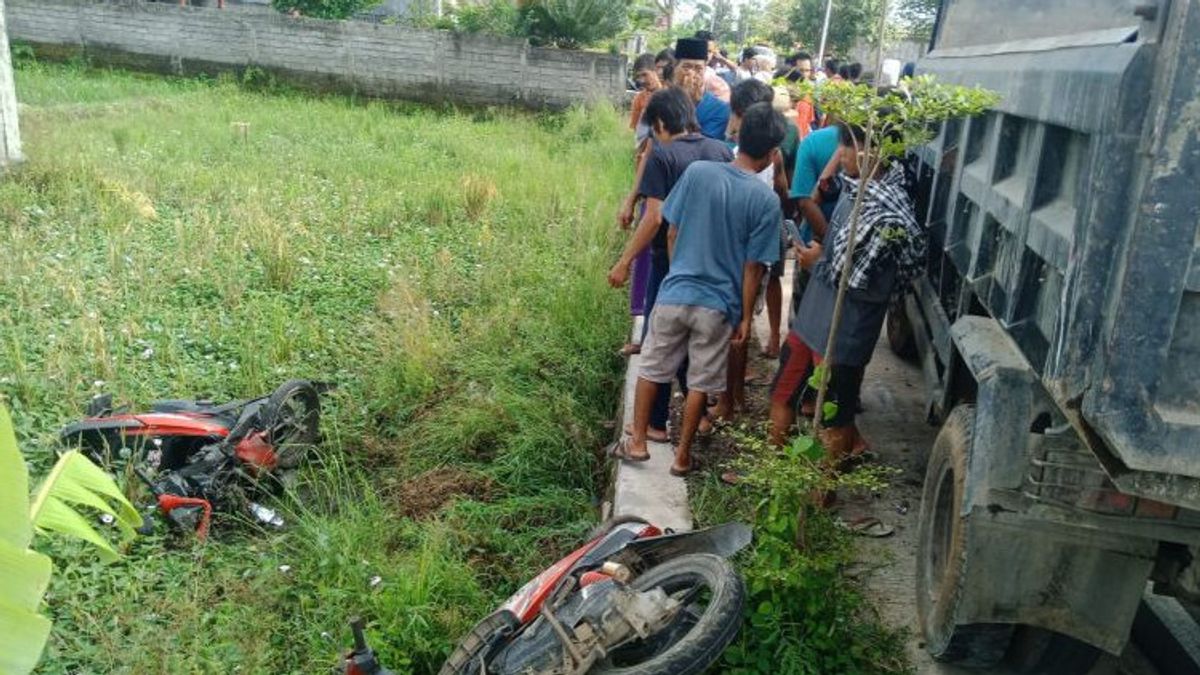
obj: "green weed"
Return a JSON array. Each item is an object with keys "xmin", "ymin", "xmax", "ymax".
[{"xmin": 692, "ymin": 428, "xmax": 911, "ymax": 675}]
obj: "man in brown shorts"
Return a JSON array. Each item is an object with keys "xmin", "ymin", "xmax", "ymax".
[{"xmin": 609, "ymin": 103, "xmax": 788, "ymax": 476}]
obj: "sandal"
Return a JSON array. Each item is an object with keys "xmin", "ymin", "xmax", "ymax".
[
  {"xmin": 606, "ymin": 437, "xmax": 650, "ymax": 462},
  {"xmin": 839, "ymin": 516, "xmax": 894, "ymax": 538}
]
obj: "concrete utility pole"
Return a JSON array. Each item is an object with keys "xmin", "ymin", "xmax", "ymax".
[
  {"xmin": 0, "ymin": 0, "xmax": 23, "ymax": 168},
  {"xmin": 816, "ymin": 0, "xmax": 833, "ymax": 69}
]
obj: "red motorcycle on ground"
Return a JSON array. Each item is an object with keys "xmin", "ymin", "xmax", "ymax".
[
  {"xmin": 340, "ymin": 519, "xmax": 749, "ymax": 675},
  {"xmin": 59, "ymin": 379, "xmax": 331, "ymax": 539},
  {"xmin": 436, "ymin": 517, "xmax": 751, "ymax": 675}
]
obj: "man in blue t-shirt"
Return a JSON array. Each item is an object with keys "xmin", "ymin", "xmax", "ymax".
[
  {"xmin": 609, "ymin": 104, "xmax": 788, "ymax": 477},
  {"xmin": 607, "ymin": 86, "xmax": 733, "ymax": 442}
]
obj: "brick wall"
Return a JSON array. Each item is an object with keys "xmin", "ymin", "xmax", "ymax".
[{"xmin": 5, "ymin": 0, "xmax": 627, "ymax": 109}]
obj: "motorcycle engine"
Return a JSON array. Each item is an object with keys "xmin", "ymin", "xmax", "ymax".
[{"xmin": 489, "ymin": 578, "xmax": 682, "ymax": 675}]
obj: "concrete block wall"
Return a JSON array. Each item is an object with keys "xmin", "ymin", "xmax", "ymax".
[{"xmin": 5, "ymin": 0, "xmax": 626, "ymax": 109}]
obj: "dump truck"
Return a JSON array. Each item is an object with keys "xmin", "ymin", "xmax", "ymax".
[{"xmin": 895, "ymin": 0, "xmax": 1200, "ymax": 670}]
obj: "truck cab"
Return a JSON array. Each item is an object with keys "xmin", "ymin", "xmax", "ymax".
[{"xmin": 899, "ymin": 0, "xmax": 1200, "ymax": 669}]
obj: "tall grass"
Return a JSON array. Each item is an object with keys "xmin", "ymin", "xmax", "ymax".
[{"xmin": 2, "ymin": 62, "xmax": 631, "ymax": 672}]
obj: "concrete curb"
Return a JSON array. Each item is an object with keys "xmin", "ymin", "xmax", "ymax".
[{"xmin": 608, "ymin": 316, "xmax": 694, "ymax": 532}]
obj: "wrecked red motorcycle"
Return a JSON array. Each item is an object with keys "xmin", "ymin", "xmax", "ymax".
[
  {"xmin": 59, "ymin": 379, "xmax": 331, "ymax": 539},
  {"xmin": 438, "ymin": 518, "xmax": 750, "ymax": 675}
]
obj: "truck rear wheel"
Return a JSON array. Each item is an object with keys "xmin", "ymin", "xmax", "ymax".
[{"xmin": 917, "ymin": 405, "xmax": 1014, "ymax": 667}]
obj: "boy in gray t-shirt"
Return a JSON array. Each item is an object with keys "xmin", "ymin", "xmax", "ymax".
[{"xmin": 609, "ymin": 103, "xmax": 788, "ymax": 477}]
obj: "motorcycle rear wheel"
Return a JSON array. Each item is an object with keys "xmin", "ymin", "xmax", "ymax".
[
  {"xmin": 262, "ymin": 380, "xmax": 321, "ymax": 469},
  {"xmin": 595, "ymin": 553, "xmax": 744, "ymax": 675}
]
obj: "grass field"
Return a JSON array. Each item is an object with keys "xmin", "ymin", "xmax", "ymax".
[{"xmin": 2, "ymin": 60, "xmax": 632, "ymax": 673}]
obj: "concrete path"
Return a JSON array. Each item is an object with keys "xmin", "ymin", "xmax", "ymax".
[{"xmin": 609, "ymin": 316, "xmax": 693, "ymax": 532}]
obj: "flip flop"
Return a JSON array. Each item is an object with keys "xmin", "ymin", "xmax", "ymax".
[
  {"xmin": 669, "ymin": 459, "xmax": 699, "ymax": 477},
  {"xmin": 606, "ymin": 437, "xmax": 650, "ymax": 462},
  {"xmin": 839, "ymin": 516, "xmax": 894, "ymax": 538}
]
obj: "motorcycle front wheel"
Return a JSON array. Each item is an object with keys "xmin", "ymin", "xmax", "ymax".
[{"xmin": 595, "ymin": 553, "xmax": 745, "ymax": 675}]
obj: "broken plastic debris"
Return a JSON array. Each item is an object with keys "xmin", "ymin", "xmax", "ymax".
[
  {"xmin": 250, "ymin": 502, "xmax": 285, "ymax": 528},
  {"xmin": 278, "ymin": 564, "xmax": 292, "ymax": 574},
  {"xmin": 369, "ymin": 575, "xmax": 383, "ymax": 588}
]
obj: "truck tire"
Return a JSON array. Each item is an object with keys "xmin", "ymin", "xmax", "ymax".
[
  {"xmin": 1006, "ymin": 625, "xmax": 1101, "ymax": 675},
  {"xmin": 917, "ymin": 405, "xmax": 1015, "ymax": 667},
  {"xmin": 886, "ymin": 299, "xmax": 919, "ymax": 362}
]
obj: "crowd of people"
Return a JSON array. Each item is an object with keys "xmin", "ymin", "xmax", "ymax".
[{"xmin": 607, "ymin": 34, "xmax": 926, "ymax": 481}]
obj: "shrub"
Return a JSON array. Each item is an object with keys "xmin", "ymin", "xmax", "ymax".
[
  {"xmin": 269, "ymin": 0, "xmax": 384, "ymax": 20},
  {"xmin": 454, "ymin": 0, "xmax": 522, "ymax": 36},
  {"xmin": 519, "ymin": 0, "xmax": 630, "ymax": 48},
  {"xmin": 692, "ymin": 429, "xmax": 909, "ymax": 674}
]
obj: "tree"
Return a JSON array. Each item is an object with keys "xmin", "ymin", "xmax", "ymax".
[
  {"xmin": 896, "ymin": 0, "xmax": 938, "ymax": 41},
  {"xmin": 269, "ymin": 0, "xmax": 384, "ymax": 20},
  {"xmin": 650, "ymin": 0, "xmax": 675, "ymax": 30},
  {"xmin": 783, "ymin": 0, "xmax": 882, "ymax": 57},
  {"xmin": 0, "ymin": 405, "xmax": 141, "ymax": 674},
  {"xmin": 688, "ymin": 0, "xmax": 735, "ymax": 42},
  {"xmin": 521, "ymin": 0, "xmax": 631, "ymax": 47}
]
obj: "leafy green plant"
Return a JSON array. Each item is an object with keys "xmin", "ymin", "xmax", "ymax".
[
  {"xmin": 269, "ymin": 0, "xmax": 384, "ymax": 20},
  {"xmin": 453, "ymin": 0, "xmax": 522, "ymax": 36},
  {"xmin": 693, "ymin": 428, "xmax": 907, "ymax": 674},
  {"xmin": 0, "ymin": 405, "xmax": 141, "ymax": 674},
  {"xmin": 520, "ymin": 0, "xmax": 630, "ymax": 48}
]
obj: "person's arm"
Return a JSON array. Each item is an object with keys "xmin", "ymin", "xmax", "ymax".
[
  {"xmin": 607, "ymin": 198, "xmax": 663, "ymax": 287},
  {"xmin": 733, "ymin": 262, "xmax": 764, "ymax": 346},
  {"xmin": 797, "ymin": 198, "xmax": 828, "ymax": 241},
  {"xmin": 711, "ymin": 52, "xmax": 738, "ymax": 70},
  {"xmin": 618, "ymin": 139, "xmax": 653, "ymax": 228},
  {"xmin": 771, "ymin": 150, "xmax": 789, "ymax": 205},
  {"xmin": 819, "ymin": 151, "xmax": 840, "ymax": 183}
]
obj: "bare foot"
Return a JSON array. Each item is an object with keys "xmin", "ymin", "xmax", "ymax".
[{"xmin": 624, "ymin": 424, "xmax": 668, "ymax": 443}]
